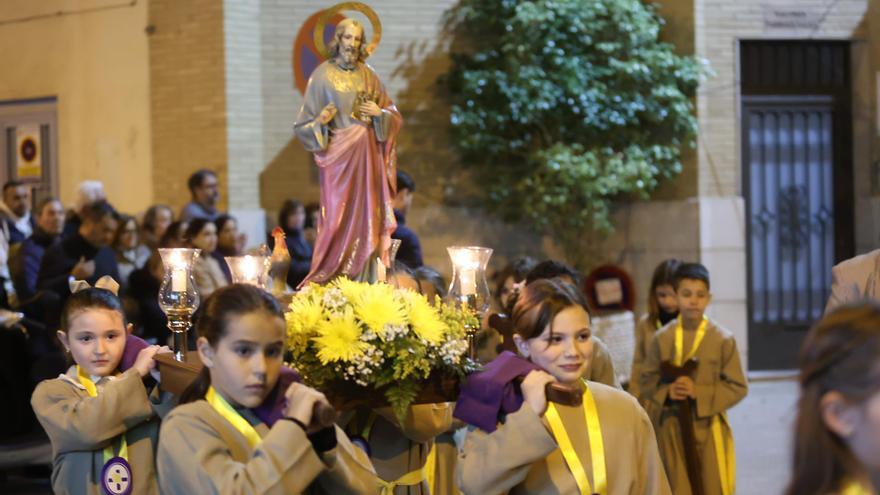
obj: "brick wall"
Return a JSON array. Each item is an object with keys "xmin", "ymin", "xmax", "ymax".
[{"xmin": 148, "ymin": 0, "xmax": 228, "ymax": 214}]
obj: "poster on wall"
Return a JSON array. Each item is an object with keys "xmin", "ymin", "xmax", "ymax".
[{"xmin": 15, "ymin": 124, "xmax": 42, "ymax": 180}]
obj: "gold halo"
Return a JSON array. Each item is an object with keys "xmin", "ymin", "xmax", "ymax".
[{"xmin": 314, "ymin": 2, "xmax": 382, "ymax": 60}]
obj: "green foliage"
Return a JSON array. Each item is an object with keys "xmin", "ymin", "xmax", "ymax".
[{"xmin": 445, "ymin": 0, "xmax": 707, "ymax": 241}]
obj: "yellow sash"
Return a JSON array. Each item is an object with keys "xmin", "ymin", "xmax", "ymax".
[
  {"xmin": 356, "ymin": 412, "xmax": 427, "ymax": 495},
  {"xmin": 76, "ymin": 366, "xmax": 128, "ymax": 463},
  {"xmin": 425, "ymin": 443, "xmax": 437, "ymax": 493},
  {"xmin": 673, "ymin": 317, "xmax": 736, "ymax": 495},
  {"xmin": 673, "ymin": 315, "xmax": 708, "ymax": 366},
  {"xmin": 544, "ymin": 382, "xmax": 606, "ymax": 495},
  {"xmin": 205, "ymin": 386, "xmax": 262, "ymax": 449}
]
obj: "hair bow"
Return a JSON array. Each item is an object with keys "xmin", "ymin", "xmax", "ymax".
[{"xmin": 69, "ymin": 275, "xmax": 120, "ymax": 296}]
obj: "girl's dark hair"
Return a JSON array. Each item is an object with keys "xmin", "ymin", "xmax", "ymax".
[
  {"xmin": 160, "ymin": 220, "xmax": 188, "ymax": 248},
  {"xmin": 61, "ymin": 288, "xmax": 125, "ymax": 332},
  {"xmin": 511, "ymin": 278, "xmax": 589, "ymax": 341},
  {"xmin": 304, "ymin": 202, "xmax": 320, "ymax": 229},
  {"xmin": 36, "ymin": 196, "xmax": 61, "ymax": 217},
  {"xmin": 525, "ymin": 260, "xmax": 581, "ymax": 287},
  {"xmin": 647, "ymin": 259, "xmax": 683, "ymax": 323},
  {"xmin": 494, "ymin": 257, "xmax": 537, "ymax": 308},
  {"xmin": 214, "ymin": 214, "xmax": 235, "ymax": 234},
  {"xmin": 785, "ymin": 302, "xmax": 880, "ymax": 495},
  {"xmin": 142, "ymin": 204, "xmax": 172, "ymax": 232},
  {"xmin": 184, "ymin": 218, "xmax": 212, "ymax": 245},
  {"xmin": 278, "ymin": 199, "xmax": 304, "ymax": 232},
  {"xmin": 179, "ymin": 284, "xmax": 284, "ymax": 404}
]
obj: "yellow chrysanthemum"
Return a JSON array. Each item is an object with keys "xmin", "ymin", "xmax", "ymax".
[
  {"xmin": 354, "ymin": 283, "xmax": 407, "ymax": 334},
  {"xmin": 312, "ymin": 309, "xmax": 368, "ymax": 364},
  {"xmin": 332, "ymin": 277, "xmax": 368, "ymax": 303},
  {"xmin": 286, "ymin": 296, "xmax": 324, "ymax": 335},
  {"xmin": 403, "ymin": 291, "xmax": 447, "ymax": 344}
]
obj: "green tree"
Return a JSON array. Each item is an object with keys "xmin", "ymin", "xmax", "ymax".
[{"xmin": 445, "ymin": 0, "xmax": 707, "ymax": 263}]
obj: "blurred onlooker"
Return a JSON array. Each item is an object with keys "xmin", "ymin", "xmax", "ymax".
[
  {"xmin": 303, "ymin": 201, "xmax": 320, "ymax": 246},
  {"xmin": 160, "ymin": 220, "xmax": 189, "ymax": 248},
  {"xmin": 38, "ymin": 200, "xmax": 120, "ymax": 305},
  {"xmin": 215, "ymin": 214, "xmax": 242, "ymax": 256},
  {"xmin": 126, "ymin": 251, "xmax": 168, "ymax": 344},
  {"xmin": 11, "ymin": 197, "xmax": 64, "ymax": 302},
  {"xmin": 186, "ymin": 218, "xmax": 227, "ymax": 297},
  {"xmin": 141, "ymin": 204, "xmax": 174, "ymax": 250},
  {"xmin": 391, "ymin": 170, "xmax": 423, "ymax": 269},
  {"xmin": 113, "ymin": 214, "xmax": 151, "ymax": 292},
  {"xmin": 493, "ymin": 256, "xmax": 537, "ymax": 314},
  {"xmin": 180, "ymin": 169, "xmax": 220, "ymax": 222},
  {"xmin": 0, "ymin": 180, "xmax": 35, "ymax": 244},
  {"xmin": 213, "ymin": 214, "xmax": 238, "ymax": 282},
  {"xmin": 274, "ymin": 200, "xmax": 313, "ymax": 289},
  {"xmin": 62, "ymin": 180, "xmax": 106, "ymax": 239}
]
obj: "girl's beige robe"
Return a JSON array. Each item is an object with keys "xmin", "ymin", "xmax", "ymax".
[
  {"xmin": 457, "ymin": 381, "xmax": 671, "ymax": 495},
  {"xmin": 156, "ymin": 399, "xmax": 379, "ymax": 494},
  {"xmin": 31, "ymin": 367, "xmax": 167, "ymax": 495}
]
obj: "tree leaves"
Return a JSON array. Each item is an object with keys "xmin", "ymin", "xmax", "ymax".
[{"xmin": 445, "ymin": 0, "xmax": 708, "ymax": 253}]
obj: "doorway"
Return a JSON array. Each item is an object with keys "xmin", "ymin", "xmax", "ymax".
[{"xmin": 741, "ymin": 41, "xmax": 854, "ymax": 370}]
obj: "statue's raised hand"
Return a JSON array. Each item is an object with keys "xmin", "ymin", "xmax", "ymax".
[{"xmin": 318, "ymin": 103, "xmax": 337, "ymax": 125}]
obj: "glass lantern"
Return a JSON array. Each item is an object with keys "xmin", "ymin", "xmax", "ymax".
[
  {"xmin": 224, "ymin": 254, "xmax": 270, "ymax": 289},
  {"xmin": 158, "ymin": 248, "xmax": 201, "ymax": 361},
  {"xmin": 446, "ymin": 246, "xmax": 493, "ymax": 359},
  {"xmin": 446, "ymin": 246, "xmax": 493, "ymax": 314}
]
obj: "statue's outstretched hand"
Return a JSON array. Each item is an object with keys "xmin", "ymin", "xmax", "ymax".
[{"xmin": 318, "ymin": 103, "xmax": 337, "ymax": 125}]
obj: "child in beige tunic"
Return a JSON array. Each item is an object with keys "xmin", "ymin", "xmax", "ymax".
[
  {"xmin": 156, "ymin": 284, "xmax": 378, "ymax": 494},
  {"xmin": 638, "ymin": 263, "xmax": 747, "ymax": 495},
  {"xmin": 31, "ymin": 285, "xmax": 169, "ymax": 495},
  {"xmin": 159, "ymin": 401, "xmax": 377, "ymax": 494},
  {"xmin": 629, "ymin": 259, "xmax": 681, "ymax": 400},
  {"xmin": 458, "ymin": 279, "xmax": 671, "ymax": 495}
]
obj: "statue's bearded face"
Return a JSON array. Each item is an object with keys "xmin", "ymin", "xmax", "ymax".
[{"xmin": 338, "ymin": 24, "xmax": 363, "ymax": 66}]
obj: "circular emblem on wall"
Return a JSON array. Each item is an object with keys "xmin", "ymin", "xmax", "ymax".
[
  {"xmin": 292, "ymin": 4, "xmax": 382, "ymax": 96},
  {"xmin": 292, "ymin": 10, "xmax": 346, "ymax": 96},
  {"xmin": 19, "ymin": 137, "xmax": 37, "ymax": 163}
]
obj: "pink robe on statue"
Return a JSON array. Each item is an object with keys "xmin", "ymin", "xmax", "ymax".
[{"xmin": 294, "ymin": 60, "xmax": 403, "ymax": 286}]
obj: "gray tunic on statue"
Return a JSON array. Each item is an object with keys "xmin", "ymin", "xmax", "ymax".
[{"xmin": 293, "ymin": 60, "xmax": 394, "ymax": 153}]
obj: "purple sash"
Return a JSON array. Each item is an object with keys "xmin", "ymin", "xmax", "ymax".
[{"xmin": 453, "ymin": 351, "xmax": 541, "ymax": 432}]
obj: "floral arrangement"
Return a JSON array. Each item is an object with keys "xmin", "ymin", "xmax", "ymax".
[{"xmin": 285, "ymin": 278, "xmax": 480, "ymax": 419}]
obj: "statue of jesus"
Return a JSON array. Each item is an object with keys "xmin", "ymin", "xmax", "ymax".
[{"xmin": 294, "ymin": 18, "xmax": 403, "ymax": 286}]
